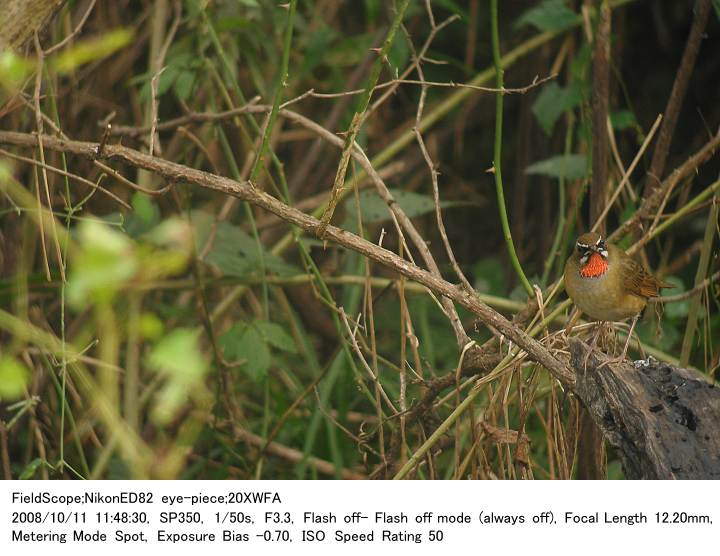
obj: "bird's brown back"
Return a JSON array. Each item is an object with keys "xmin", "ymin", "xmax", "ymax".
[{"xmin": 616, "ymin": 249, "xmax": 674, "ymax": 299}]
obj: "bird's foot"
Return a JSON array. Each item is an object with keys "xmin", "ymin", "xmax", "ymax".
[
  {"xmin": 581, "ymin": 321, "xmax": 608, "ymax": 371},
  {"xmin": 596, "ymin": 354, "xmax": 631, "ymax": 371},
  {"xmin": 596, "ymin": 315, "xmax": 641, "ymax": 370}
]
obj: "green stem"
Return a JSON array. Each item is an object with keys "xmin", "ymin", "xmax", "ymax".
[
  {"xmin": 327, "ymin": 0, "xmax": 636, "ymax": 231},
  {"xmin": 44, "ymin": 67, "xmax": 73, "ymax": 475},
  {"xmin": 250, "ymin": 0, "xmax": 297, "ymax": 182},
  {"xmin": 394, "ymin": 377, "xmax": 487, "ymax": 480},
  {"xmin": 491, "ymin": 0, "xmax": 533, "ymax": 297},
  {"xmin": 644, "ymin": 178, "xmax": 720, "ymax": 243},
  {"xmin": 319, "ymin": 0, "xmax": 411, "ymax": 231},
  {"xmin": 542, "ymin": 114, "xmax": 574, "ymax": 286},
  {"xmin": 212, "ymin": 1, "xmax": 642, "ymax": 322},
  {"xmin": 680, "ymin": 192, "xmax": 718, "ymax": 366},
  {"xmin": 216, "ymin": 123, "xmax": 269, "ymax": 320}
]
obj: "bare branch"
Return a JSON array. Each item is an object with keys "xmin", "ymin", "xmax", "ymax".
[{"xmin": 0, "ymin": 129, "xmax": 576, "ymax": 387}]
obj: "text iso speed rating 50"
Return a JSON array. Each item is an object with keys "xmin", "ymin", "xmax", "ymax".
[{"xmin": 1, "ymin": 482, "xmax": 718, "ymax": 555}]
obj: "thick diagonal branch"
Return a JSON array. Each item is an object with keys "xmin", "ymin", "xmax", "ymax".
[{"xmin": 0, "ymin": 130, "xmax": 575, "ymax": 387}]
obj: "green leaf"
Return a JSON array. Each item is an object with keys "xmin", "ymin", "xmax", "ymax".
[
  {"xmin": 526, "ymin": 154, "xmax": 588, "ymax": 181},
  {"xmin": 300, "ymin": 25, "xmax": 338, "ymax": 76},
  {"xmin": 532, "ymin": 82, "xmax": 582, "ymax": 135},
  {"xmin": 124, "ymin": 193, "xmax": 160, "ymax": 237},
  {"xmin": 472, "ymin": 258, "xmax": 506, "ymax": 295},
  {"xmin": 220, "ymin": 322, "xmax": 271, "ymax": 382},
  {"xmin": 19, "ymin": 459, "xmax": 49, "ymax": 480},
  {"xmin": 515, "ymin": 0, "xmax": 580, "ymax": 32},
  {"xmin": 431, "ymin": 0, "xmax": 469, "ymax": 19},
  {"xmin": 365, "ymin": 0, "xmax": 381, "ymax": 23},
  {"xmin": 610, "ymin": 110, "xmax": 637, "ymax": 131},
  {"xmin": 139, "ymin": 312, "xmax": 164, "ymax": 340},
  {"xmin": 255, "ymin": 320, "xmax": 297, "ymax": 353},
  {"xmin": 147, "ymin": 329, "xmax": 209, "ymax": 424},
  {"xmin": 0, "ymin": 51, "xmax": 32, "ymax": 94},
  {"xmin": 0, "ymin": 161, "xmax": 12, "ymax": 181},
  {"xmin": 350, "ymin": 189, "xmax": 449, "ymax": 224},
  {"xmin": 0, "ymin": 356, "xmax": 30, "ymax": 401},
  {"xmin": 148, "ymin": 329, "xmax": 207, "ymax": 376},
  {"xmin": 619, "ymin": 199, "xmax": 638, "ymax": 228},
  {"xmin": 570, "ymin": 43, "xmax": 593, "ymax": 81},
  {"xmin": 67, "ymin": 220, "xmax": 138, "ymax": 306},
  {"xmin": 326, "ymin": 34, "xmax": 375, "ymax": 68},
  {"xmin": 191, "ymin": 212, "xmax": 298, "ymax": 277},
  {"xmin": 215, "ymin": 15, "xmax": 252, "ymax": 32},
  {"xmin": 661, "ymin": 277, "xmax": 689, "ymax": 319},
  {"xmin": 387, "ymin": 34, "xmax": 410, "ymax": 77},
  {"xmin": 142, "ymin": 218, "xmax": 191, "ymax": 249},
  {"xmin": 713, "ymin": 0, "xmax": 720, "ymax": 21},
  {"xmin": 53, "ymin": 28, "xmax": 133, "ymax": 73},
  {"xmin": 638, "ymin": 318, "xmax": 680, "ymax": 350},
  {"xmin": 133, "ymin": 193, "xmax": 158, "ymax": 226},
  {"xmin": 173, "ymin": 69, "xmax": 196, "ymax": 101}
]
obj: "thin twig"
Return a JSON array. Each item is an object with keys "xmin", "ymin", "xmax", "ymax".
[
  {"xmin": 340, "ymin": 308, "xmax": 399, "ymax": 414},
  {"xmin": 611, "ymin": 132, "xmax": 720, "ymax": 246},
  {"xmin": 631, "ymin": 177, "xmax": 720, "ymax": 254},
  {"xmin": 33, "ymin": 33, "xmax": 65, "ymax": 281},
  {"xmin": 406, "ymin": 17, "xmax": 474, "ymax": 293},
  {"xmin": 231, "ymin": 425, "xmax": 366, "ymax": 480},
  {"xmin": 490, "ymin": 0, "xmax": 533, "ymax": 296},
  {"xmin": 0, "ymin": 129, "xmax": 576, "ymax": 387},
  {"xmin": 680, "ymin": 163, "xmax": 718, "ymax": 366},
  {"xmin": 367, "ymin": 14, "xmax": 459, "ymax": 119},
  {"xmin": 249, "ymin": 0, "xmax": 297, "ymax": 183},
  {"xmin": 308, "ymin": 74, "xmax": 555, "ymax": 99},
  {"xmin": 645, "ymin": 0, "xmax": 712, "ymax": 194},
  {"xmin": 0, "ymin": 421, "xmax": 12, "ymax": 480},
  {"xmin": 106, "ymin": 97, "xmax": 262, "ymax": 137},
  {"xmin": 659, "ymin": 270, "xmax": 719, "ymax": 304},
  {"xmin": 0, "ymin": 147, "xmax": 130, "ymax": 209},
  {"xmin": 18, "ymin": 94, "xmax": 153, "ymax": 199},
  {"xmin": 591, "ymin": 114, "xmax": 662, "ymax": 232},
  {"xmin": 317, "ymin": 0, "xmax": 411, "ymax": 236},
  {"xmin": 148, "ymin": 68, "xmax": 166, "ymax": 157},
  {"xmin": 43, "ymin": 0, "xmax": 99, "ymax": 56}
]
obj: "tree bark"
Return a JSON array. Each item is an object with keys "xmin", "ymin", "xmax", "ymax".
[{"xmin": 570, "ymin": 338, "xmax": 720, "ymax": 479}]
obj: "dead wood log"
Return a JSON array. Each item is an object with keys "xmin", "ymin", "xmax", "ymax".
[
  {"xmin": 0, "ymin": 0, "xmax": 66, "ymax": 50},
  {"xmin": 569, "ymin": 338, "xmax": 720, "ymax": 479}
]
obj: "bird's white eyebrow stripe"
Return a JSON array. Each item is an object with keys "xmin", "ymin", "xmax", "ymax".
[
  {"xmin": 577, "ymin": 242, "xmax": 590, "ymax": 249},
  {"xmin": 595, "ymin": 237, "xmax": 603, "ymax": 245}
]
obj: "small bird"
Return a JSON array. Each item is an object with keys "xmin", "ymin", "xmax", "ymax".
[{"xmin": 564, "ymin": 231, "xmax": 673, "ymax": 360}]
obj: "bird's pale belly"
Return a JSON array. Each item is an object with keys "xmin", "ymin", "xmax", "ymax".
[{"xmin": 565, "ymin": 271, "xmax": 646, "ymax": 322}]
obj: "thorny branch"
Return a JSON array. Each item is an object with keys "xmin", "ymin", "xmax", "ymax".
[{"xmin": 0, "ymin": 128, "xmax": 576, "ymax": 389}]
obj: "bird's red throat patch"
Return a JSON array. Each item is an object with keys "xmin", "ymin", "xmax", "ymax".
[{"xmin": 580, "ymin": 252, "xmax": 608, "ymax": 278}]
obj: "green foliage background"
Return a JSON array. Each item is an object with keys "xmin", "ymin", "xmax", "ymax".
[{"xmin": 0, "ymin": 0, "xmax": 718, "ymax": 480}]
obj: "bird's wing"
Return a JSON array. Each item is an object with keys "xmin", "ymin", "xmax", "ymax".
[{"xmin": 620, "ymin": 256, "xmax": 673, "ymax": 298}]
